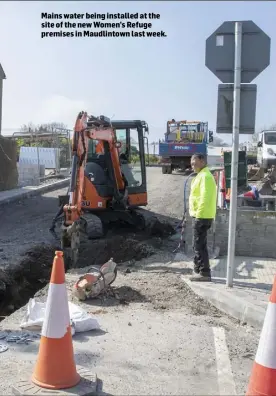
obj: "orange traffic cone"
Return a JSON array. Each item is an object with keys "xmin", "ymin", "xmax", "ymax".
[
  {"xmin": 31, "ymin": 251, "xmax": 81, "ymax": 390},
  {"xmin": 246, "ymin": 276, "xmax": 276, "ymax": 395}
]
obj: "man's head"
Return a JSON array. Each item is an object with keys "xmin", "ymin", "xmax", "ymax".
[{"xmin": 191, "ymin": 153, "xmax": 207, "ymax": 173}]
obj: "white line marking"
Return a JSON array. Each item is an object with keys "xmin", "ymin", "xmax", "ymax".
[{"xmin": 213, "ymin": 327, "xmax": 236, "ymax": 396}]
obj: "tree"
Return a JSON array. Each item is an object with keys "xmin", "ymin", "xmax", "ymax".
[
  {"xmin": 130, "ymin": 145, "xmax": 139, "ymax": 155},
  {"xmin": 20, "ymin": 121, "xmax": 69, "ymax": 135},
  {"xmin": 209, "ymin": 134, "xmax": 229, "ymax": 147}
]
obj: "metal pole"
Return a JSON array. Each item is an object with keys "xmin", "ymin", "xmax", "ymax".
[
  {"xmin": 68, "ymin": 129, "xmax": 72, "ymax": 167},
  {"xmin": 0, "ymin": 79, "xmax": 3, "ymax": 135},
  {"xmin": 226, "ymin": 21, "xmax": 242, "ymax": 287},
  {"xmin": 36, "ymin": 146, "xmax": 40, "ymax": 183}
]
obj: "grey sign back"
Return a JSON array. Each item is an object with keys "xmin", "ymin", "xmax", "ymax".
[
  {"xmin": 205, "ymin": 20, "xmax": 271, "ymax": 84},
  {"xmin": 216, "ymin": 84, "xmax": 257, "ymax": 134}
]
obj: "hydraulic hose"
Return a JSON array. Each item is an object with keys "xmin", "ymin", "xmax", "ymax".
[
  {"xmin": 175, "ymin": 172, "xmax": 196, "ymax": 231},
  {"xmin": 173, "ymin": 172, "xmax": 196, "ymax": 253},
  {"xmin": 49, "ymin": 185, "xmax": 70, "ymax": 236}
]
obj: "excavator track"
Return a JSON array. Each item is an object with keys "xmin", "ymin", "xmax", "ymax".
[
  {"xmin": 82, "ymin": 213, "xmax": 105, "ymax": 239},
  {"xmin": 81, "ymin": 209, "xmax": 158, "ymax": 239},
  {"xmin": 130, "ymin": 207, "xmax": 158, "ymax": 234}
]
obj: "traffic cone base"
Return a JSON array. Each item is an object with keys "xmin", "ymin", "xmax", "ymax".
[
  {"xmin": 247, "ymin": 362, "xmax": 276, "ymax": 396},
  {"xmin": 246, "ymin": 277, "xmax": 276, "ymax": 396}
]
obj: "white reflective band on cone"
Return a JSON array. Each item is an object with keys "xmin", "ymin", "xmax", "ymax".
[
  {"xmin": 41, "ymin": 283, "xmax": 70, "ymax": 339},
  {"xmin": 255, "ymin": 302, "xmax": 276, "ymax": 369}
]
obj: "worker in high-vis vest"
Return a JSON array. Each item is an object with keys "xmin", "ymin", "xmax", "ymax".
[{"xmin": 189, "ymin": 153, "xmax": 217, "ymax": 282}]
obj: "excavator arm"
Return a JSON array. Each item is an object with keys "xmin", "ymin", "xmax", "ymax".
[
  {"xmin": 64, "ymin": 111, "xmax": 125, "ymax": 225},
  {"xmin": 59, "ymin": 111, "xmax": 126, "ymax": 267}
]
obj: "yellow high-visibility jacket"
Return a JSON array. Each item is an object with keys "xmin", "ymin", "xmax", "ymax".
[{"xmin": 189, "ymin": 167, "xmax": 217, "ymax": 219}]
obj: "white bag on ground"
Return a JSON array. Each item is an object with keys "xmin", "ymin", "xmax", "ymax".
[
  {"xmin": 20, "ymin": 298, "xmax": 100, "ymax": 334},
  {"xmin": 68, "ymin": 301, "xmax": 100, "ymax": 333}
]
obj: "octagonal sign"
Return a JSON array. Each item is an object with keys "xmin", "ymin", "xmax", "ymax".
[{"xmin": 205, "ymin": 20, "xmax": 271, "ymax": 83}]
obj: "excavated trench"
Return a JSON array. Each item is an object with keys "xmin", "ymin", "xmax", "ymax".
[{"xmin": 0, "ymin": 219, "xmax": 176, "ymax": 320}]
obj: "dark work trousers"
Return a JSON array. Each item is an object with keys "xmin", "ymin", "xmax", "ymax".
[{"xmin": 192, "ymin": 218, "xmax": 213, "ymax": 276}]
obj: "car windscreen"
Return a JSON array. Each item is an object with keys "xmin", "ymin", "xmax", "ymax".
[{"xmin": 264, "ymin": 132, "xmax": 276, "ymax": 145}]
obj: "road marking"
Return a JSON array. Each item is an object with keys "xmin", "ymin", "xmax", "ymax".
[{"xmin": 212, "ymin": 327, "xmax": 236, "ymax": 396}]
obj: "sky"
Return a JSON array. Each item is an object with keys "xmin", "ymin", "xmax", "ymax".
[{"xmin": 0, "ymin": 0, "xmax": 275, "ymax": 145}]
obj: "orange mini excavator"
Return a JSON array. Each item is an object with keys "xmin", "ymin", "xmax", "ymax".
[{"xmin": 50, "ymin": 111, "xmax": 156, "ymax": 267}]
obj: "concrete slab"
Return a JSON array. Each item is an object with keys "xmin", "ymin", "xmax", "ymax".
[
  {"xmin": 0, "ymin": 178, "xmax": 70, "ymax": 206},
  {"xmin": 1, "ymin": 307, "xmax": 223, "ymax": 396},
  {"xmin": 209, "ymin": 256, "xmax": 276, "ymax": 291},
  {"xmin": 182, "ymin": 276, "xmax": 268, "ymax": 329},
  {"xmin": 172, "ymin": 254, "xmax": 274, "ymax": 328},
  {"xmin": 12, "ymin": 366, "xmax": 97, "ymax": 395}
]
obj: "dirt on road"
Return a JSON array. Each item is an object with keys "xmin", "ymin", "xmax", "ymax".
[{"xmin": 0, "ymin": 168, "xmax": 260, "ymax": 395}]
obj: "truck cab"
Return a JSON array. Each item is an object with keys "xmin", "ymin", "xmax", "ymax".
[{"xmin": 257, "ymin": 130, "xmax": 276, "ymax": 171}]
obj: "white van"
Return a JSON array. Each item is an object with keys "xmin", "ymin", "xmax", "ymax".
[{"xmin": 257, "ymin": 130, "xmax": 276, "ymax": 170}]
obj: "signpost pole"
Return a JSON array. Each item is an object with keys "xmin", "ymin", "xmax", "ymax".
[
  {"xmin": 0, "ymin": 79, "xmax": 3, "ymax": 135},
  {"xmin": 226, "ymin": 22, "xmax": 242, "ymax": 287}
]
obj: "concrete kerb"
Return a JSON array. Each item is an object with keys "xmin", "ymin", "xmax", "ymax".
[
  {"xmin": 181, "ymin": 276, "xmax": 267, "ymax": 329},
  {"xmin": 0, "ymin": 178, "xmax": 70, "ymax": 207}
]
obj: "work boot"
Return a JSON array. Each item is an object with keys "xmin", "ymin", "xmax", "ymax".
[{"xmin": 189, "ymin": 273, "xmax": 211, "ymax": 282}]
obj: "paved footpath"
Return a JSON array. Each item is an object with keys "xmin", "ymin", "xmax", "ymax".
[
  {"xmin": 174, "ymin": 251, "xmax": 275, "ymax": 329},
  {"xmin": 0, "ymin": 177, "xmax": 70, "ymax": 206}
]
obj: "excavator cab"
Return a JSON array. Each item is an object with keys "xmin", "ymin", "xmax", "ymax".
[{"xmin": 83, "ymin": 119, "xmax": 149, "ymax": 212}]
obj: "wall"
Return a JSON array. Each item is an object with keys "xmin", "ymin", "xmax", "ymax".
[
  {"xmin": 0, "ymin": 136, "xmax": 18, "ymax": 191},
  {"xmin": 17, "ymin": 164, "xmax": 45, "ymax": 187},
  {"xmin": 186, "ymin": 209, "xmax": 276, "ymax": 259},
  {"xmin": 19, "ymin": 146, "xmax": 60, "ymax": 170}
]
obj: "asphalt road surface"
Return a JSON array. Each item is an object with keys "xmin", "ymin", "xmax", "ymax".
[{"xmin": 0, "ymin": 167, "xmax": 259, "ymax": 395}]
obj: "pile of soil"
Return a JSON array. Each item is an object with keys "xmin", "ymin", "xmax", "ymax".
[{"xmin": 79, "ymin": 235, "xmax": 155, "ymax": 268}]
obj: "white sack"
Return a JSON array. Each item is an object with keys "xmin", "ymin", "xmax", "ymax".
[{"xmin": 20, "ymin": 298, "xmax": 100, "ymax": 334}]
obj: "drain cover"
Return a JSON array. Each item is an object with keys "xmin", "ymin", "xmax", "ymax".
[{"xmin": 0, "ymin": 344, "xmax": 8, "ymax": 353}]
